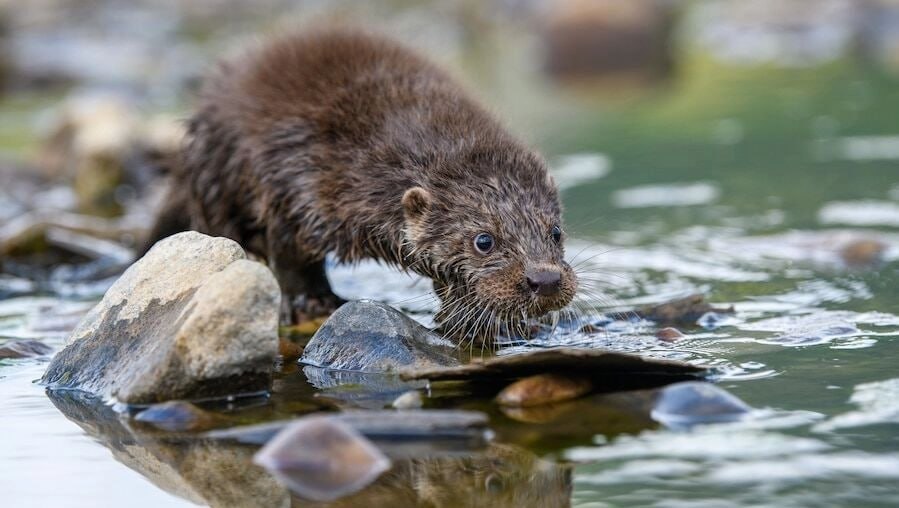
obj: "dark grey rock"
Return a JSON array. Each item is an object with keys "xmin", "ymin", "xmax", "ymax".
[
  {"xmin": 651, "ymin": 381, "xmax": 752, "ymax": 428},
  {"xmin": 300, "ymin": 300, "xmax": 461, "ymax": 373},
  {"xmin": 41, "ymin": 231, "xmax": 281, "ymax": 404}
]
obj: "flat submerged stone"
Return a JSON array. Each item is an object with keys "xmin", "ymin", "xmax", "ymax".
[{"xmin": 401, "ymin": 346, "xmax": 707, "ymax": 386}]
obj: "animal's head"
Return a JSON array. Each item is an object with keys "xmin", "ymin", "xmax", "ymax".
[{"xmin": 400, "ymin": 148, "xmax": 577, "ymax": 341}]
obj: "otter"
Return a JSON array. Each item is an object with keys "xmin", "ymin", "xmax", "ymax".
[{"xmin": 146, "ymin": 29, "xmax": 577, "ymax": 342}]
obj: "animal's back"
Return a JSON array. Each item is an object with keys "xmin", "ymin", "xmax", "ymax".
[
  {"xmin": 145, "ymin": 29, "xmax": 575, "ymax": 330},
  {"xmin": 171, "ymin": 29, "xmax": 501, "ymax": 262}
]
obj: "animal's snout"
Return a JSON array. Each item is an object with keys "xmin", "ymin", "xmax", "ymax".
[{"xmin": 525, "ymin": 270, "xmax": 562, "ymax": 297}]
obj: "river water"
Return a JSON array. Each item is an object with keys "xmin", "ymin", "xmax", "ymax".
[{"xmin": 3, "ymin": 1, "xmax": 899, "ymax": 506}]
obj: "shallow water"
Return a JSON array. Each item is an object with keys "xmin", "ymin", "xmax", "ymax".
[{"xmin": 3, "ymin": 1, "xmax": 899, "ymax": 506}]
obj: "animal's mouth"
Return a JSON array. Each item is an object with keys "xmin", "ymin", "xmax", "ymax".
[{"xmin": 527, "ymin": 297, "xmax": 571, "ymax": 318}]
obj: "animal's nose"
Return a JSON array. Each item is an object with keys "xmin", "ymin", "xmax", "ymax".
[{"xmin": 526, "ymin": 270, "xmax": 562, "ymax": 296}]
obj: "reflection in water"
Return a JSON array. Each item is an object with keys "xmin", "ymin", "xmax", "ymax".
[{"xmin": 47, "ymin": 390, "xmax": 575, "ymax": 508}]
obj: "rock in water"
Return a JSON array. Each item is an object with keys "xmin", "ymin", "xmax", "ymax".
[
  {"xmin": 0, "ymin": 339, "xmax": 53, "ymax": 359},
  {"xmin": 655, "ymin": 327, "xmax": 685, "ymax": 342},
  {"xmin": 300, "ymin": 300, "xmax": 460, "ymax": 373},
  {"xmin": 840, "ymin": 239, "xmax": 886, "ymax": 267},
  {"xmin": 41, "ymin": 231, "xmax": 281, "ymax": 404},
  {"xmin": 253, "ymin": 415, "xmax": 391, "ymax": 502},
  {"xmin": 637, "ymin": 294, "xmax": 734, "ymax": 326},
  {"xmin": 651, "ymin": 381, "xmax": 752, "ymax": 428},
  {"xmin": 496, "ymin": 373, "xmax": 593, "ymax": 407}
]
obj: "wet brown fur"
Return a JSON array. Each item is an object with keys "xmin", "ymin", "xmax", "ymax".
[{"xmin": 147, "ymin": 29, "xmax": 577, "ymax": 341}]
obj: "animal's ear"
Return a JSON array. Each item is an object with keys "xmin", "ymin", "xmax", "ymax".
[{"xmin": 402, "ymin": 186, "xmax": 431, "ymax": 222}]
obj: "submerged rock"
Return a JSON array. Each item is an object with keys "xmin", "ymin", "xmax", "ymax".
[
  {"xmin": 840, "ymin": 239, "xmax": 887, "ymax": 267},
  {"xmin": 496, "ymin": 390, "xmax": 658, "ymax": 446},
  {"xmin": 300, "ymin": 300, "xmax": 461, "ymax": 373},
  {"xmin": 496, "ymin": 374, "xmax": 593, "ymax": 407},
  {"xmin": 253, "ymin": 416, "xmax": 391, "ymax": 502},
  {"xmin": 655, "ymin": 327, "xmax": 686, "ymax": 342},
  {"xmin": 134, "ymin": 400, "xmax": 224, "ymax": 432},
  {"xmin": 0, "ymin": 339, "xmax": 53, "ymax": 359},
  {"xmin": 41, "ymin": 231, "xmax": 281, "ymax": 404},
  {"xmin": 637, "ymin": 294, "xmax": 734, "ymax": 326},
  {"xmin": 651, "ymin": 381, "xmax": 752, "ymax": 428}
]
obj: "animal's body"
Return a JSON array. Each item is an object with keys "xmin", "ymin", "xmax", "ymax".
[{"xmin": 146, "ymin": 30, "xmax": 577, "ymax": 340}]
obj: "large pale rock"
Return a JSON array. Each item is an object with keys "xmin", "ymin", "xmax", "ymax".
[{"xmin": 42, "ymin": 231, "xmax": 281, "ymax": 404}]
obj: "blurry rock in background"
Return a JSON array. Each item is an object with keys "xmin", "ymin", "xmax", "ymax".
[
  {"xmin": 684, "ymin": 0, "xmax": 899, "ymax": 71},
  {"xmin": 0, "ymin": 0, "xmax": 207, "ymax": 94},
  {"xmin": 0, "ymin": 8, "xmax": 10, "ymax": 94},
  {"xmin": 687, "ymin": 0, "xmax": 858, "ymax": 67},
  {"xmin": 35, "ymin": 92, "xmax": 182, "ymax": 217},
  {"xmin": 860, "ymin": 0, "xmax": 899, "ymax": 75},
  {"xmin": 539, "ymin": 0, "xmax": 675, "ymax": 85}
]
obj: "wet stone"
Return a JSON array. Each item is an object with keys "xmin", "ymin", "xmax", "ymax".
[
  {"xmin": 41, "ymin": 231, "xmax": 281, "ymax": 404},
  {"xmin": 496, "ymin": 373, "xmax": 593, "ymax": 407},
  {"xmin": 0, "ymin": 338, "xmax": 53, "ymax": 359},
  {"xmin": 651, "ymin": 381, "xmax": 752, "ymax": 428},
  {"xmin": 655, "ymin": 327, "xmax": 686, "ymax": 342},
  {"xmin": 637, "ymin": 294, "xmax": 734, "ymax": 326},
  {"xmin": 134, "ymin": 400, "xmax": 223, "ymax": 432},
  {"xmin": 253, "ymin": 415, "xmax": 391, "ymax": 502},
  {"xmin": 840, "ymin": 239, "xmax": 887, "ymax": 267},
  {"xmin": 300, "ymin": 300, "xmax": 461, "ymax": 373}
]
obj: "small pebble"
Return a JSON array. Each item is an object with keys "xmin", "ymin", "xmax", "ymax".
[
  {"xmin": 496, "ymin": 373, "xmax": 593, "ymax": 407},
  {"xmin": 253, "ymin": 416, "xmax": 391, "ymax": 501},
  {"xmin": 391, "ymin": 390, "xmax": 423, "ymax": 409},
  {"xmin": 0, "ymin": 339, "xmax": 54, "ymax": 359},
  {"xmin": 840, "ymin": 239, "xmax": 886, "ymax": 267},
  {"xmin": 639, "ymin": 294, "xmax": 734, "ymax": 326},
  {"xmin": 655, "ymin": 327, "xmax": 685, "ymax": 342}
]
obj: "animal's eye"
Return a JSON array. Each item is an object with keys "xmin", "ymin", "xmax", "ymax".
[
  {"xmin": 551, "ymin": 225, "xmax": 562, "ymax": 244},
  {"xmin": 473, "ymin": 233, "xmax": 495, "ymax": 254}
]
